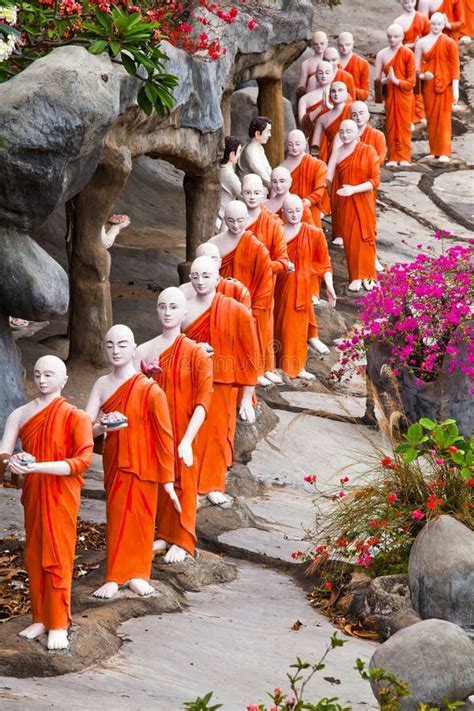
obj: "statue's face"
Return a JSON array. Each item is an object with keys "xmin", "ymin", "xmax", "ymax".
[
  {"xmin": 33, "ymin": 357, "xmax": 67, "ymax": 395},
  {"xmin": 311, "ymin": 32, "xmax": 328, "ymax": 54},
  {"xmin": 271, "ymin": 171, "xmax": 292, "ymax": 196},
  {"xmin": 387, "ymin": 26, "xmax": 404, "ymax": 47},
  {"xmin": 316, "ymin": 63, "xmax": 333, "ymax": 86},
  {"xmin": 157, "ymin": 291, "xmax": 187, "ymax": 330},
  {"xmin": 287, "ymin": 132, "xmax": 306, "ymax": 156},
  {"xmin": 225, "ymin": 206, "xmax": 248, "ymax": 234},
  {"xmin": 241, "ymin": 180, "xmax": 265, "ymax": 208},
  {"xmin": 282, "ymin": 199, "xmax": 303, "ymax": 225},
  {"xmin": 338, "ymin": 36, "xmax": 354, "ymax": 57},
  {"xmin": 105, "ymin": 327, "xmax": 136, "ymax": 368},
  {"xmin": 256, "ymin": 124, "xmax": 272, "ymax": 144},
  {"xmin": 401, "ymin": 0, "xmax": 416, "ymax": 10},
  {"xmin": 330, "ymin": 83, "xmax": 347, "ymax": 104},
  {"xmin": 324, "ymin": 50, "xmax": 340, "ymax": 74},
  {"xmin": 430, "ymin": 14, "xmax": 445, "ymax": 33},
  {"xmin": 189, "ymin": 261, "xmax": 219, "ymax": 296},
  {"xmin": 351, "ymin": 105, "xmax": 370, "ymax": 127},
  {"xmin": 229, "ymin": 145, "xmax": 242, "ymax": 165},
  {"xmin": 339, "ymin": 121, "xmax": 358, "ymax": 144}
]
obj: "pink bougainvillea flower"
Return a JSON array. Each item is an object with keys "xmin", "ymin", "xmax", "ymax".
[
  {"xmin": 340, "ymin": 476, "xmax": 350, "ymax": 484},
  {"xmin": 411, "ymin": 509, "xmax": 425, "ymax": 520},
  {"xmin": 247, "ymin": 18, "xmax": 258, "ymax": 29},
  {"xmin": 338, "ymin": 491, "xmax": 346, "ymax": 498}
]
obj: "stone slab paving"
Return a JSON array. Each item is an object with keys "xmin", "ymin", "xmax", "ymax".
[
  {"xmin": 432, "ymin": 170, "xmax": 474, "ymax": 228},
  {"xmin": 0, "ymin": 562, "xmax": 377, "ymax": 710},
  {"xmin": 280, "ymin": 391, "xmax": 366, "ymax": 418}
]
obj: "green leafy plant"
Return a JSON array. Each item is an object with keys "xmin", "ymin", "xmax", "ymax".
[{"xmin": 183, "ymin": 691, "xmax": 223, "ymax": 711}]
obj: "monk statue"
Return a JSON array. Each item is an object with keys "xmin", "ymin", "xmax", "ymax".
[
  {"xmin": 328, "ymin": 119, "xmax": 380, "ymax": 293},
  {"xmin": 350, "ymin": 101, "xmax": 387, "ymax": 167},
  {"xmin": 297, "ymin": 60, "xmax": 334, "ymax": 139},
  {"xmin": 280, "ymin": 128, "xmax": 327, "ymax": 227},
  {"xmin": 241, "ymin": 173, "xmax": 289, "ymax": 385},
  {"xmin": 183, "ymin": 255, "xmax": 258, "ymax": 505},
  {"xmin": 136, "ymin": 288, "xmax": 213, "ymax": 564},
  {"xmin": 275, "ymin": 194, "xmax": 336, "ymax": 370},
  {"xmin": 337, "ymin": 32, "xmax": 371, "ymax": 101},
  {"xmin": 207, "ymin": 200, "xmax": 273, "ymax": 387},
  {"xmin": 460, "ymin": 0, "xmax": 473, "ymax": 42},
  {"xmin": 101, "ymin": 214, "xmax": 130, "ymax": 249},
  {"xmin": 418, "ymin": 0, "xmax": 465, "ymax": 40},
  {"xmin": 266, "ymin": 167, "xmax": 315, "ymax": 227},
  {"xmin": 0, "ymin": 355, "xmax": 93, "ymax": 651},
  {"xmin": 322, "ymin": 47, "xmax": 356, "ymax": 100},
  {"xmin": 237, "ymin": 116, "xmax": 272, "ymax": 191},
  {"xmin": 297, "ymin": 30, "xmax": 329, "ymax": 97},
  {"xmin": 311, "ymin": 82, "xmax": 351, "ymax": 162},
  {"xmin": 394, "ymin": 0, "xmax": 430, "ymax": 129},
  {"xmin": 217, "ymin": 135, "xmax": 242, "ymax": 231},
  {"xmin": 86, "ymin": 324, "xmax": 178, "ymax": 599},
  {"xmin": 375, "ymin": 23, "xmax": 416, "ymax": 167},
  {"xmin": 415, "ymin": 12, "xmax": 460, "ymax": 162},
  {"xmin": 180, "ymin": 242, "xmax": 251, "ymax": 309}
]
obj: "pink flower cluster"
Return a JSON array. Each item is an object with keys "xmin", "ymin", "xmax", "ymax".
[{"xmin": 336, "ymin": 242, "xmax": 473, "ymax": 385}]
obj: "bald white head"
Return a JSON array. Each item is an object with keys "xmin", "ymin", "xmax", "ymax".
[
  {"xmin": 105, "ymin": 324, "xmax": 136, "ymax": 368},
  {"xmin": 338, "ymin": 31, "xmax": 354, "ymax": 58},
  {"xmin": 316, "ymin": 60, "xmax": 333, "ymax": 87},
  {"xmin": 33, "ymin": 355, "xmax": 68, "ymax": 396},
  {"xmin": 271, "ymin": 166, "xmax": 292, "ymax": 196},
  {"xmin": 430, "ymin": 11, "xmax": 446, "ymax": 32},
  {"xmin": 339, "ymin": 118, "xmax": 359, "ymax": 144},
  {"xmin": 281, "ymin": 193, "xmax": 304, "ymax": 225},
  {"xmin": 189, "ymin": 255, "xmax": 220, "ymax": 296},
  {"xmin": 241, "ymin": 174, "xmax": 266, "ymax": 209},
  {"xmin": 157, "ymin": 286, "xmax": 187, "ymax": 330},
  {"xmin": 196, "ymin": 241, "xmax": 221, "ymax": 267},
  {"xmin": 224, "ymin": 200, "xmax": 248, "ymax": 235},
  {"xmin": 311, "ymin": 30, "xmax": 328, "ymax": 55},
  {"xmin": 350, "ymin": 101, "xmax": 370, "ymax": 128},
  {"xmin": 387, "ymin": 23, "xmax": 404, "ymax": 46},
  {"xmin": 287, "ymin": 129, "xmax": 307, "ymax": 157}
]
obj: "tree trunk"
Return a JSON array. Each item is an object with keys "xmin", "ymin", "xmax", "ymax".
[
  {"xmin": 257, "ymin": 77, "xmax": 285, "ymax": 167},
  {"xmin": 68, "ymin": 142, "xmax": 132, "ymax": 367}
]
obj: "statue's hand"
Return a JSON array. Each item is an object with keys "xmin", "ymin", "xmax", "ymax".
[
  {"xmin": 163, "ymin": 482, "xmax": 182, "ymax": 513},
  {"xmin": 423, "ymin": 71, "xmax": 434, "ymax": 81},
  {"xmin": 141, "ymin": 357, "xmax": 161, "ymax": 377},
  {"xmin": 100, "ymin": 411, "xmax": 129, "ymax": 430},
  {"xmin": 287, "ymin": 261, "xmax": 295, "ymax": 273},
  {"xmin": 327, "ymin": 289, "xmax": 337, "ymax": 308},
  {"xmin": 239, "ymin": 399, "xmax": 256, "ymax": 424},
  {"xmin": 302, "ymin": 197, "xmax": 312, "ymax": 208},
  {"xmin": 177, "ymin": 438, "xmax": 193, "ymax": 467},
  {"xmin": 337, "ymin": 184, "xmax": 355, "ymax": 197},
  {"xmin": 6, "ymin": 451, "xmax": 35, "ymax": 475}
]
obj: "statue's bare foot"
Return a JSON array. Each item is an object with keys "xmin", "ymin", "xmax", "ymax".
[
  {"xmin": 257, "ymin": 375, "xmax": 272, "ymax": 387},
  {"xmin": 18, "ymin": 622, "xmax": 46, "ymax": 640},
  {"xmin": 375, "ymin": 258, "xmax": 384, "ymax": 273},
  {"xmin": 363, "ymin": 278, "xmax": 376, "ymax": 291},
  {"xmin": 296, "ymin": 369, "xmax": 316, "ymax": 380},
  {"xmin": 386, "ymin": 161, "xmax": 398, "ymax": 168},
  {"xmin": 153, "ymin": 539, "xmax": 168, "ymax": 553},
  {"xmin": 128, "ymin": 578, "xmax": 155, "ymax": 596},
  {"xmin": 348, "ymin": 279, "xmax": 362, "ymax": 293},
  {"xmin": 93, "ymin": 581, "xmax": 119, "ymax": 599},
  {"xmin": 399, "ymin": 161, "xmax": 411, "ymax": 167},
  {"xmin": 164, "ymin": 545, "xmax": 187, "ymax": 564},
  {"xmin": 428, "ymin": 154, "xmax": 435, "ymax": 159},
  {"xmin": 460, "ymin": 35, "xmax": 471, "ymax": 44},
  {"xmin": 332, "ymin": 237, "xmax": 343, "ymax": 246},
  {"xmin": 438, "ymin": 155, "xmax": 450, "ymax": 163},
  {"xmin": 207, "ymin": 491, "xmax": 231, "ymax": 507},
  {"xmin": 264, "ymin": 370, "xmax": 283, "ymax": 384},
  {"xmin": 47, "ymin": 630, "xmax": 69, "ymax": 651},
  {"xmin": 309, "ymin": 337, "xmax": 330, "ymax": 354}
]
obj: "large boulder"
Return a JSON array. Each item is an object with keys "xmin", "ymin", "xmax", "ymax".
[
  {"xmin": 370, "ymin": 619, "xmax": 474, "ymax": 709},
  {"xmin": 408, "ymin": 515, "xmax": 474, "ymax": 629}
]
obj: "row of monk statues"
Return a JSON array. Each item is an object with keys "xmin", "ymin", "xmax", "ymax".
[{"xmin": 0, "ymin": 0, "xmax": 470, "ymax": 658}]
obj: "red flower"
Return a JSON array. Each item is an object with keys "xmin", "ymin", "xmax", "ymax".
[
  {"xmin": 338, "ymin": 490, "xmax": 346, "ymax": 498},
  {"xmin": 388, "ymin": 492, "xmax": 398, "ymax": 503},
  {"xmin": 291, "ymin": 550, "xmax": 302, "ymax": 559},
  {"xmin": 411, "ymin": 509, "xmax": 424, "ymax": 520},
  {"xmin": 324, "ymin": 581, "xmax": 332, "ymax": 591},
  {"xmin": 447, "ymin": 446, "xmax": 458, "ymax": 453},
  {"xmin": 369, "ymin": 519, "xmax": 378, "ymax": 528},
  {"xmin": 338, "ymin": 538, "xmax": 348, "ymax": 548},
  {"xmin": 426, "ymin": 493, "xmax": 443, "ymax": 509},
  {"xmin": 381, "ymin": 456, "xmax": 392, "ymax": 468},
  {"xmin": 304, "ymin": 474, "xmax": 317, "ymax": 483},
  {"xmin": 247, "ymin": 18, "xmax": 258, "ymax": 30},
  {"xmin": 340, "ymin": 476, "xmax": 350, "ymax": 484},
  {"xmin": 467, "ymin": 478, "xmax": 474, "ymax": 486}
]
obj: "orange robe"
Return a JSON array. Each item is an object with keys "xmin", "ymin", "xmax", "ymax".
[
  {"xmin": 343, "ymin": 54, "xmax": 370, "ymax": 101},
  {"xmin": 460, "ymin": 0, "xmax": 474, "ymax": 35},
  {"xmin": 420, "ymin": 33, "xmax": 460, "ymax": 157},
  {"xmin": 360, "ymin": 125, "xmax": 387, "ymax": 167},
  {"xmin": 403, "ymin": 12, "xmax": 430, "ymax": 123},
  {"xmin": 184, "ymin": 292, "xmax": 258, "ymax": 494},
  {"xmin": 20, "ymin": 397, "xmax": 93, "ymax": 630},
  {"xmin": 333, "ymin": 68, "xmax": 356, "ymax": 100},
  {"xmin": 332, "ymin": 143, "xmax": 380, "ymax": 282},
  {"xmin": 289, "ymin": 154, "xmax": 327, "ymax": 227},
  {"xmin": 430, "ymin": 0, "xmax": 465, "ymax": 38},
  {"xmin": 247, "ymin": 206, "xmax": 288, "ymax": 372},
  {"xmin": 217, "ymin": 275, "xmax": 251, "ymax": 309},
  {"xmin": 219, "ymin": 230, "xmax": 272, "ymax": 376},
  {"xmin": 274, "ymin": 224, "xmax": 332, "ymax": 377},
  {"xmin": 319, "ymin": 98, "xmax": 353, "ymax": 164},
  {"xmin": 102, "ymin": 373, "xmax": 174, "ymax": 584},
  {"xmin": 383, "ymin": 46, "xmax": 416, "ymax": 162},
  {"xmin": 151, "ymin": 335, "xmax": 213, "ymax": 556},
  {"xmin": 302, "ymin": 98, "xmax": 330, "ymax": 140}
]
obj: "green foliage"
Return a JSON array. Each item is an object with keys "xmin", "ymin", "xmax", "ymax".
[{"xmin": 183, "ymin": 691, "xmax": 223, "ymax": 710}]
